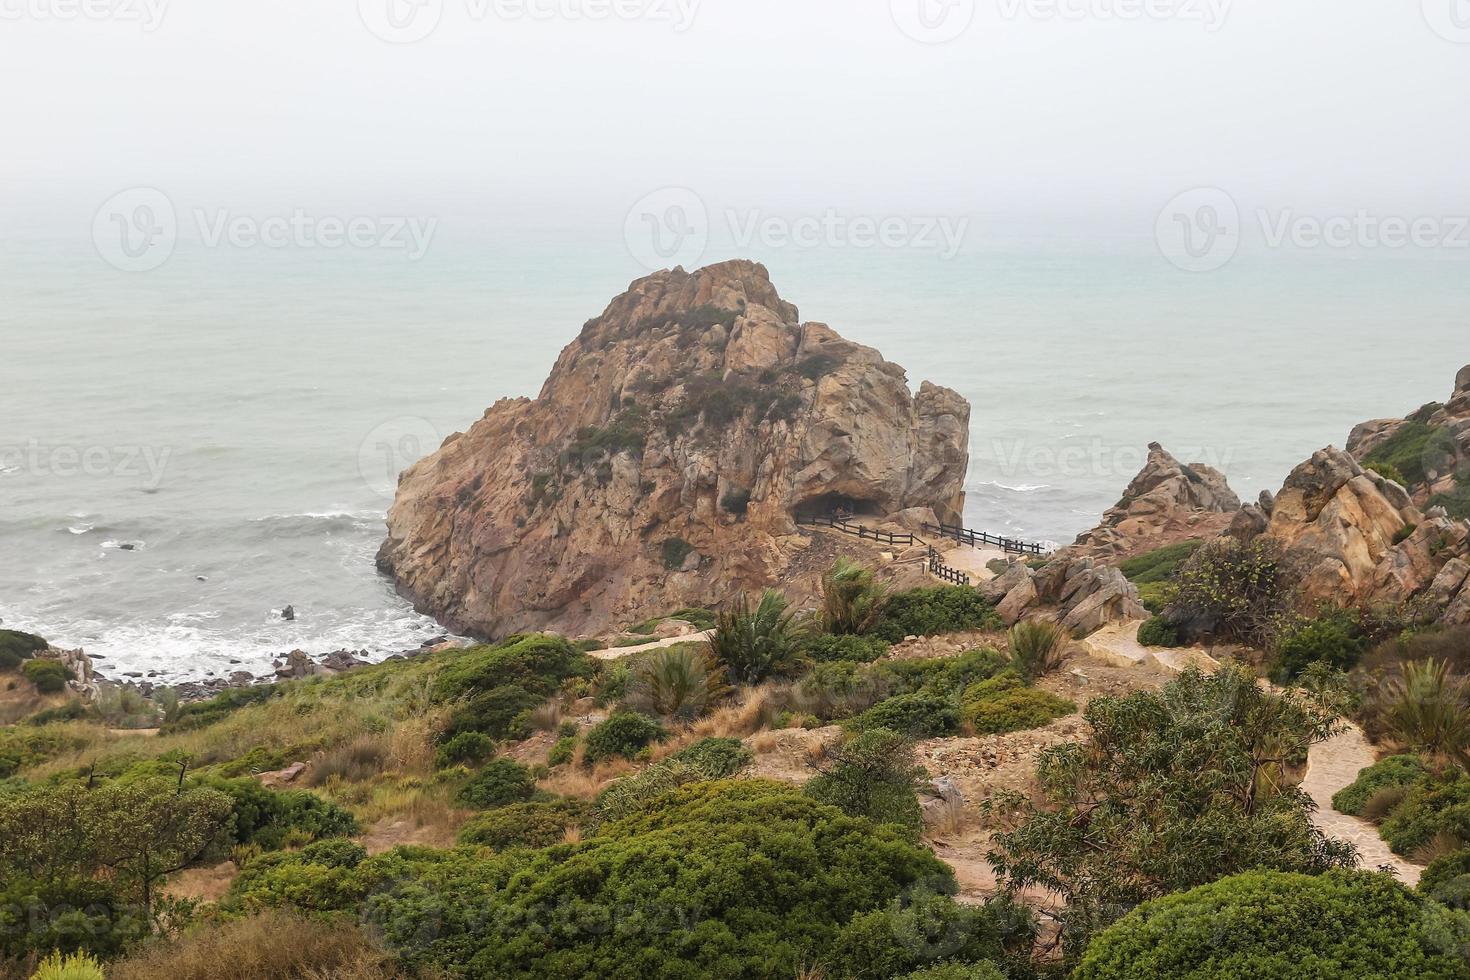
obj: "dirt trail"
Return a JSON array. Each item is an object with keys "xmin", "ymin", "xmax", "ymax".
[
  {"xmin": 590, "ymin": 631, "xmax": 713, "ymax": 661},
  {"xmin": 1303, "ymin": 723, "xmax": 1423, "ymax": 886}
]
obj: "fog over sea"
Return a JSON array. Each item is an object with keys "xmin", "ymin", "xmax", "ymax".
[{"xmin": 3, "ymin": 222, "xmax": 1465, "ymax": 680}]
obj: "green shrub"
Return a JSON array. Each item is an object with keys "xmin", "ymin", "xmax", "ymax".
[
  {"xmin": 433, "ymin": 634, "xmax": 594, "ymax": 740},
  {"xmin": 1119, "ymin": 540, "xmax": 1202, "ymax": 584},
  {"xmin": 583, "ymin": 711, "xmax": 667, "ymax": 763},
  {"xmin": 1137, "ymin": 615, "xmax": 1181, "ymax": 648},
  {"xmin": 893, "ymin": 964, "xmax": 1005, "ymax": 980},
  {"xmin": 804, "ymin": 633, "xmax": 892, "ymax": 663},
  {"xmin": 0, "ymin": 629, "xmax": 47, "ymax": 670},
  {"xmin": 456, "ymin": 758, "xmax": 537, "ymax": 809},
  {"xmin": 1420, "ymin": 847, "xmax": 1470, "ymax": 905},
  {"xmin": 1366, "ymin": 460, "xmax": 1408, "ymax": 485},
  {"xmin": 434, "ymin": 731, "xmax": 495, "ymax": 769},
  {"xmin": 22, "ymin": 658, "xmax": 71, "ymax": 693},
  {"xmin": 719, "ymin": 487, "xmax": 751, "ymax": 515},
  {"xmin": 1394, "ymin": 522, "xmax": 1419, "ymax": 544},
  {"xmin": 826, "ymin": 893, "xmax": 1027, "ymax": 980},
  {"xmin": 160, "ymin": 684, "xmax": 279, "ymax": 733},
  {"xmin": 661, "ymin": 536, "xmax": 694, "ymax": 569},
  {"xmin": 873, "ymin": 587, "xmax": 1003, "ymax": 642},
  {"xmin": 1331, "ymin": 754, "xmax": 1429, "ymax": 816},
  {"xmin": 1380, "ymin": 775, "xmax": 1470, "ymax": 856},
  {"xmin": 361, "ymin": 781, "xmax": 977, "ymax": 978},
  {"xmin": 458, "ymin": 799, "xmax": 590, "ymax": 851},
  {"xmin": 805, "ymin": 728, "xmax": 926, "ymax": 837},
  {"xmin": 1363, "ymin": 421, "xmax": 1450, "ymax": 488},
  {"xmin": 885, "ymin": 647, "xmax": 1011, "ymax": 699},
  {"xmin": 1272, "ymin": 609, "xmax": 1366, "ymax": 681},
  {"xmin": 199, "ymin": 776, "xmax": 358, "ymax": 850},
  {"xmin": 849, "ymin": 692, "xmax": 961, "ymax": 738},
  {"xmin": 820, "ymin": 558, "xmax": 891, "ymax": 636},
  {"xmin": 669, "ymin": 737, "xmax": 753, "ymax": 777},
  {"xmin": 547, "ymin": 735, "xmax": 577, "ymax": 767},
  {"xmin": 1136, "ymin": 581, "xmax": 1178, "ymax": 615},
  {"xmin": 962, "ymin": 675, "xmax": 1074, "ymax": 734},
  {"xmin": 1170, "ymin": 537, "xmax": 1299, "ymax": 646},
  {"xmin": 560, "ymin": 409, "xmax": 647, "ymax": 468},
  {"xmin": 228, "ymin": 838, "xmax": 369, "ymax": 914},
  {"xmin": 30, "ymin": 951, "xmax": 106, "ymax": 980},
  {"xmin": 1074, "ymin": 869, "xmax": 1470, "ymax": 980}
]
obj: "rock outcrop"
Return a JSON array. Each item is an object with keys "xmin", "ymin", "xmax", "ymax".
[
  {"xmin": 1069, "ymin": 443, "xmax": 1240, "ymax": 560},
  {"xmin": 1345, "ymin": 364, "xmax": 1470, "ymax": 510},
  {"xmin": 378, "ymin": 261, "xmax": 971, "ymax": 639},
  {"xmin": 988, "ymin": 554, "xmax": 1149, "ymax": 633}
]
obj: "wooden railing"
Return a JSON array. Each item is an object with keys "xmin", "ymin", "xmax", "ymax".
[
  {"xmin": 921, "ymin": 521, "xmax": 1050, "ymax": 556},
  {"xmin": 795, "ymin": 513, "xmax": 972, "ymax": 586},
  {"xmin": 795, "ymin": 513, "xmax": 918, "ymax": 548}
]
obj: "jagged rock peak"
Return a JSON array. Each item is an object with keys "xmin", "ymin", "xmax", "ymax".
[{"xmin": 378, "ymin": 260, "xmax": 971, "ymax": 639}]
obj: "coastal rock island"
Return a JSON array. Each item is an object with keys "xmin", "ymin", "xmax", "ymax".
[{"xmin": 378, "ymin": 260, "xmax": 971, "ymax": 638}]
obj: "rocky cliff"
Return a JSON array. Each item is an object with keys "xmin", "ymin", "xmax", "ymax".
[{"xmin": 378, "ymin": 260, "xmax": 971, "ymax": 638}]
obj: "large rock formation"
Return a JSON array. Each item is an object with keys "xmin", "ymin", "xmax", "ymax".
[
  {"xmin": 1070, "ymin": 442, "xmax": 1240, "ymax": 560},
  {"xmin": 378, "ymin": 261, "xmax": 971, "ymax": 638},
  {"xmin": 1346, "ymin": 365, "xmax": 1470, "ymax": 510}
]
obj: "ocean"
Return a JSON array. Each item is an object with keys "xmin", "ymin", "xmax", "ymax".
[{"xmin": 3, "ymin": 222, "xmax": 1465, "ymax": 680}]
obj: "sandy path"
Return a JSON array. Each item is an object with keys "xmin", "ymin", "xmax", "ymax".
[
  {"xmin": 590, "ymin": 631, "xmax": 713, "ymax": 661},
  {"xmin": 1303, "ymin": 723, "xmax": 1423, "ymax": 886},
  {"xmin": 937, "ymin": 543, "xmax": 1009, "ymax": 582}
]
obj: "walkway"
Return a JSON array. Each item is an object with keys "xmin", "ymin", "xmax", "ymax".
[
  {"xmin": 589, "ymin": 630, "xmax": 714, "ymax": 661},
  {"xmin": 1303, "ymin": 723, "xmax": 1423, "ymax": 886}
]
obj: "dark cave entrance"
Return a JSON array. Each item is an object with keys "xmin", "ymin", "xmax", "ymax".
[{"xmin": 794, "ymin": 493, "xmax": 884, "ymax": 521}]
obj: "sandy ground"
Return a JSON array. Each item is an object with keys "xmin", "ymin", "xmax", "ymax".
[{"xmin": 591, "ymin": 631, "xmax": 713, "ymax": 661}]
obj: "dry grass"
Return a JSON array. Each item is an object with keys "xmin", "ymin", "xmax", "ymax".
[
  {"xmin": 749, "ymin": 731, "xmax": 781, "ymax": 753},
  {"xmin": 804, "ymin": 736, "xmax": 831, "ymax": 765},
  {"xmin": 308, "ymin": 732, "xmax": 392, "ymax": 786},
  {"xmin": 109, "ymin": 910, "xmax": 408, "ymax": 980},
  {"xmin": 538, "ymin": 756, "xmax": 638, "ymax": 799},
  {"xmin": 528, "ymin": 701, "xmax": 563, "ymax": 732},
  {"xmin": 1361, "ymin": 785, "xmax": 1411, "ymax": 823},
  {"xmin": 1412, "ymin": 830, "xmax": 1466, "ymax": 866},
  {"xmin": 689, "ymin": 686, "xmax": 778, "ymax": 740}
]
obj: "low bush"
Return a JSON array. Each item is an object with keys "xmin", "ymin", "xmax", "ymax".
[
  {"xmin": 1136, "ymin": 615, "xmax": 1181, "ymax": 648},
  {"xmin": 849, "ymin": 692, "xmax": 961, "ymax": 738},
  {"xmin": 1331, "ymin": 754, "xmax": 1429, "ymax": 816},
  {"xmin": 201, "ymin": 776, "xmax": 358, "ymax": 850},
  {"xmin": 803, "ymin": 633, "xmax": 892, "ymax": 664},
  {"xmin": 0, "ymin": 629, "xmax": 47, "ymax": 670},
  {"xmin": 228, "ymin": 839, "xmax": 369, "ymax": 914},
  {"xmin": 456, "ymin": 758, "xmax": 537, "ymax": 809},
  {"xmin": 22, "ymin": 658, "xmax": 71, "ymax": 693},
  {"xmin": 583, "ymin": 711, "xmax": 667, "ymax": 763},
  {"xmin": 1363, "ymin": 421, "xmax": 1448, "ymax": 488},
  {"xmin": 1419, "ymin": 847, "xmax": 1470, "ymax": 904},
  {"xmin": 1119, "ymin": 540, "xmax": 1202, "ymax": 584},
  {"xmin": 1136, "ymin": 581, "xmax": 1178, "ymax": 615},
  {"xmin": 669, "ymin": 737, "xmax": 753, "ymax": 777},
  {"xmin": 826, "ymin": 893, "xmax": 1027, "ymax": 980},
  {"xmin": 962, "ymin": 675, "xmax": 1075, "ymax": 734},
  {"xmin": 1073, "ymin": 869, "xmax": 1470, "ymax": 980},
  {"xmin": 661, "ymin": 537, "xmax": 694, "ymax": 569},
  {"xmin": 435, "ymin": 731, "xmax": 496, "ymax": 769},
  {"xmin": 458, "ymin": 799, "xmax": 590, "ymax": 851},
  {"xmin": 433, "ymin": 634, "xmax": 594, "ymax": 741},
  {"xmin": 894, "ymin": 963, "xmax": 1006, "ymax": 980},
  {"xmin": 804, "ymin": 730, "xmax": 927, "ymax": 837},
  {"xmin": 873, "ymin": 587, "xmax": 1003, "ymax": 642},
  {"xmin": 160, "ymin": 685, "xmax": 279, "ymax": 734},
  {"xmin": 546, "ymin": 734, "xmax": 577, "ymax": 767},
  {"xmin": 30, "ymin": 951, "xmax": 105, "ymax": 980},
  {"xmin": 1379, "ymin": 774, "xmax": 1470, "ymax": 856},
  {"xmin": 1169, "ymin": 537, "xmax": 1299, "ymax": 646},
  {"xmin": 624, "ymin": 644, "xmax": 727, "ymax": 721},
  {"xmin": 1272, "ymin": 608, "xmax": 1366, "ymax": 681},
  {"xmin": 719, "ymin": 487, "xmax": 751, "ymax": 515}
]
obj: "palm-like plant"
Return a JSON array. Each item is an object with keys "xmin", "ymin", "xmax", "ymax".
[
  {"xmin": 708, "ymin": 590, "xmax": 810, "ymax": 685},
  {"xmin": 625, "ymin": 644, "xmax": 729, "ymax": 722},
  {"xmin": 819, "ymin": 558, "xmax": 890, "ymax": 635},
  {"xmin": 1382, "ymin": 659, "xmax": 1470, "ymax": 772},
  {"xmin": 1008, "ymin": 619, "xmax": 1069, "ymax": 683}
]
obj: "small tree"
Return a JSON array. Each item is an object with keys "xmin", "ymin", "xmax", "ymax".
[
  {"xmin": 805, "ymin": 727, "xmax": 926, "ymax": 838},
  {"xmin": 625, "ymin": 644, "xmax": 728, "ymax": 721},
  {"xmin": 707, "ymin": 590, "xmax": 809, "ymax": 685},
  {"xmin": 1168, "ymin": 537, "xmax": 1299, "ymax": 647},
  {"xmin": 985, "ymin": 664, "xmax": 1356, "ymax": 955}
]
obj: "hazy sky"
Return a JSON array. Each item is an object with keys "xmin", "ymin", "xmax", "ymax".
[{"xmin": 5, "ymin": 0, "xmax": 1470, "ymax": 232}]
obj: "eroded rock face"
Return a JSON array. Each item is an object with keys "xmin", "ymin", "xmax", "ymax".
[
  {"xmin": 378, "ymin": 260, "xmax": 970, "ymax": 638},
  {"xmin": 1070, "ymin": 442, "xmax": 1240, "ymax": 560}
]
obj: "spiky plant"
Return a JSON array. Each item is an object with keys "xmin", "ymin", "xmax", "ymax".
[
  {"xmin": 625, "ymin": 644, "xmax": 729, "ymax": 721},
  {"xmin": 1382, "ymin": 658, "xmax": 1470, "ymax": 772},
  {"xmin": 1008, "ymin": 619, "xmax": 1069, "ymax": 682},
  {"xmin": 31, "ymin": 952, "xmax": 105, "ymax": 980},
  {"xmin": 819, "ymin": 558, "xmax": 890, "ymax": 635},
  {"xmin": 707, "ymin": 590, "xmax": 810, "ymax": 685}
]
